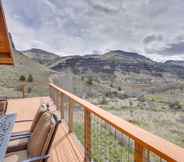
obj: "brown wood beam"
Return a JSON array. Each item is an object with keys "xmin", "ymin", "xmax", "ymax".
[
  {"xmin": 68, "ymin": 98, "xmax": 75, "ymax": 133},
  {"xmin": 0, "ymin": 0, "xmax": 14, "ymax": 65},
  {"xmin": 84, "ymin": 109, "xmax": 91, "ymax": 162}
]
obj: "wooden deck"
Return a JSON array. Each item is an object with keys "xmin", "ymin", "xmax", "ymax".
[
  {"xmin": 7, "ymin": 94, "xmax": 184, "ymax": 162},
  {"xmin": 7, "ymin": 97, "xmax": 84, "ymax": 162}
]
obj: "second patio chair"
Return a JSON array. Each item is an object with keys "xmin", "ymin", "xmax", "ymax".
[
  {"xmin": 8, "ymin": 104, "xmax": 49, "ymax": 152},
  {"xmin": 5, "ymin": 111, "xmax": 61, "ymax": 162}
]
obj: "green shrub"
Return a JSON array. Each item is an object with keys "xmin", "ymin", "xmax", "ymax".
[
  {"xmin": 100, "ymin": 97, "xmax": 107, "ymax": 104},
  {"xmin": 86, "ymin": 77, "xmax": 93, "ymax": 85},
  {"xmin": 81, "ymin": 76, "xmax": 85, "ymax": 81},
  {"xmin": 105, "ymin": 92, "xmax": 111, "ymax": 97},
  {"xmin": 16, "ymin": 85, "xmax": 22, "ymax": 91},
  {"xmin": 138, "ymin": 96, "xmax": 145, "ymax": 102},
  {"xmin": 129, "ymin": 101, "xmax": 133, "ymax": 106},
  {"xmin": 19, "ymin": 75, "xmax": 26, "ymax": 82},
  {"xmin": 27, "ymin": 74, "xmax": 33, "ymax": 82},
  {"xmin": 169, "ymin": 101, "xmax": 183, "ymax": 110}
]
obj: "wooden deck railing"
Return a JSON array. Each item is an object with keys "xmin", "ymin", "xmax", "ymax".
[{"xmin": 49, "ymin": 83, "xmax": 184, "ymax": 162}]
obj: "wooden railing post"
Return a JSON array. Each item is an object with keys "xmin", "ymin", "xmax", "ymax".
[
  {"xmin": 134, "ymin": 142, "xmax": 144, "ymax": 162},
  {"xmin": 49, "ymin": 84, "xmax": 52, "ymax": 99},
  {"xmin": 84, "ymin": 109, "xmax": 91, "ymax": 162},
  {"xmin": 54, "ymin": 89, "xmax": 57, "ymax": 104},
  {"xmin": 51, "ymin": 87, "xmax": 55, "ymax": 103},
  {"xmin": 22, "ymin": 84, "xmax": 25, "ymax": 98},
  {"xmin": 51, "ymin": 86, "xmax": 53, "ymax": 99},
  {"xmin": 60, "ymin": 93, "xmax": 64, "ymax": 119},
  {"xmin": 55, "ymin": 90, "xmax": 59, "ymax": 110},
  {"xmin": 68, "ymin": 98, "xmax": 75, "ymax": 133},
  {"xmin": 20, "ymin": 82, "xmax": 26, "ymax": 98}
]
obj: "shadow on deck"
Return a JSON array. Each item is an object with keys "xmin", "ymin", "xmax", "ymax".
[{"xmin": 7, "ymin": 97, "xmax": 84, "ymax": 162}]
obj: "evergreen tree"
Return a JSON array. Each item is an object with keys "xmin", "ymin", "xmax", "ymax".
[
  {"xmin": 19, "ymin": 75, "xmax": 26, "ymax": 82},
  {"xmin": 27, "ymin": 74, "xmax": 33, "ymax": 82}
]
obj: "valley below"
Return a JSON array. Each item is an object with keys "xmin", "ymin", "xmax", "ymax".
[{"xmin": 53, "ymin": 70, "xmax": 184, "ymax": 148}]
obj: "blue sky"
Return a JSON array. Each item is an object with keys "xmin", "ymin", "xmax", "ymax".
[{"xmin": 3, "ymin": 0, "xmax": 184, "ymax": 61}]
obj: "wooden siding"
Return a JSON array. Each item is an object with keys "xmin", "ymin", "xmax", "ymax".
[{"xmin": 0, "ymin": 0, "xmax": 14, "ymax": 65}]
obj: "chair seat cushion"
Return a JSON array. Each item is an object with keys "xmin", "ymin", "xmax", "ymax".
[{"xmin": 4, "ymin": 150, "xmax": 28, "ymax": 162}]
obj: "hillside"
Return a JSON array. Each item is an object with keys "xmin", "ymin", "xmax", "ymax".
[
  {"xmin": 165, "ymin": 60, "xmax": 184, "ymax": 67},
  {"xmin": 103, "ymin": 50, "xmax": 154, "ymax": 64},
  {"xmin": 0, "ymin": 50, "xmax": 53, "ymax": 98},
  {"xmin": 22, "ymin": 48, "xmax": 60, "ymax": 66}
]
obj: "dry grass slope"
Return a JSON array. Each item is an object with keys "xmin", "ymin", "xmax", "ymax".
[{"xmin": 0, "ymin": 51, "xmax": 52, "ymax": 98}]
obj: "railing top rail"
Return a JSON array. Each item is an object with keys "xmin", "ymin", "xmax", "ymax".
[{"xmin": 50, "ymin": 83, "xmax": 184, "ymax": 162}]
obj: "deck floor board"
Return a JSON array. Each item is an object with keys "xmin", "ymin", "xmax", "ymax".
[{"xmin": 7, "ymin": 97, "xmax": 84, "ymax": 162}]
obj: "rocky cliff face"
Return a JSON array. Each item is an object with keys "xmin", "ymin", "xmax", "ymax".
[
  {"xmin": 22, "ymin": 49, "xmax": 184, "ymax": 78},
  {"xmin": 49, "ymin": 50, "xmax": 154, "ymax": 73},
  {"xmin": 48, "ymin": 50, "xmax": 184, "ymax": 78}
]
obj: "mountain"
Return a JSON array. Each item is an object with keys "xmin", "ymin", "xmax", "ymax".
[
  {"xmin": 48, "ymin": 50, "xmax": 157, "ymax": 74},
  {"xmin": 165, "ymin": 60, "xmax": 184, "ymax": 67},
  {"xmin": 0, "ymin": 50, "xmax": 52, "ymax": 98},
  {"xmin": 22, "ymin": 48, "xmax": 60, "ymax": 66},
  {"xmin": 47, "ymin": 50, "xmax": 162, "ymax": 77},
  {"xmin": 103, "ymin": 50, "xmax": 154, "ymax": 64},
  {"xmin": 21, "ymin": 48, "xmax": 184, "ymax": 78}
]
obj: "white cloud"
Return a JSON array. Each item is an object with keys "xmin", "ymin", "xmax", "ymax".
[{"xmin": 3, "ymin": 0, "xmax": 184, "ymax": 61}]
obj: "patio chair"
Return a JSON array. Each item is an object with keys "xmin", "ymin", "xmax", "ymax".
[
  {"xmin": 0, "ymin": 96, "xmax": 8, "ymax": 116},
  {"xmin": 8, "ymin": 104, "xmax": 49, "ymax": 152},
  {"xmin": 5, "ymin": 111, "xmax": 61, "ymax": 162}
]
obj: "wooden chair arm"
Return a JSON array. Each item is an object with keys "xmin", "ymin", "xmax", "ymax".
[
  {"xmin": 10, "ymin": 134, "xmax": 31, "ymax": 141},
  {"xmin": 15, "ymin": 120, "xmax": 33, "ymax": 123},
  {"xmin": 11, "ymin": 132, "xmax": 31, "ymax": 137}
]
